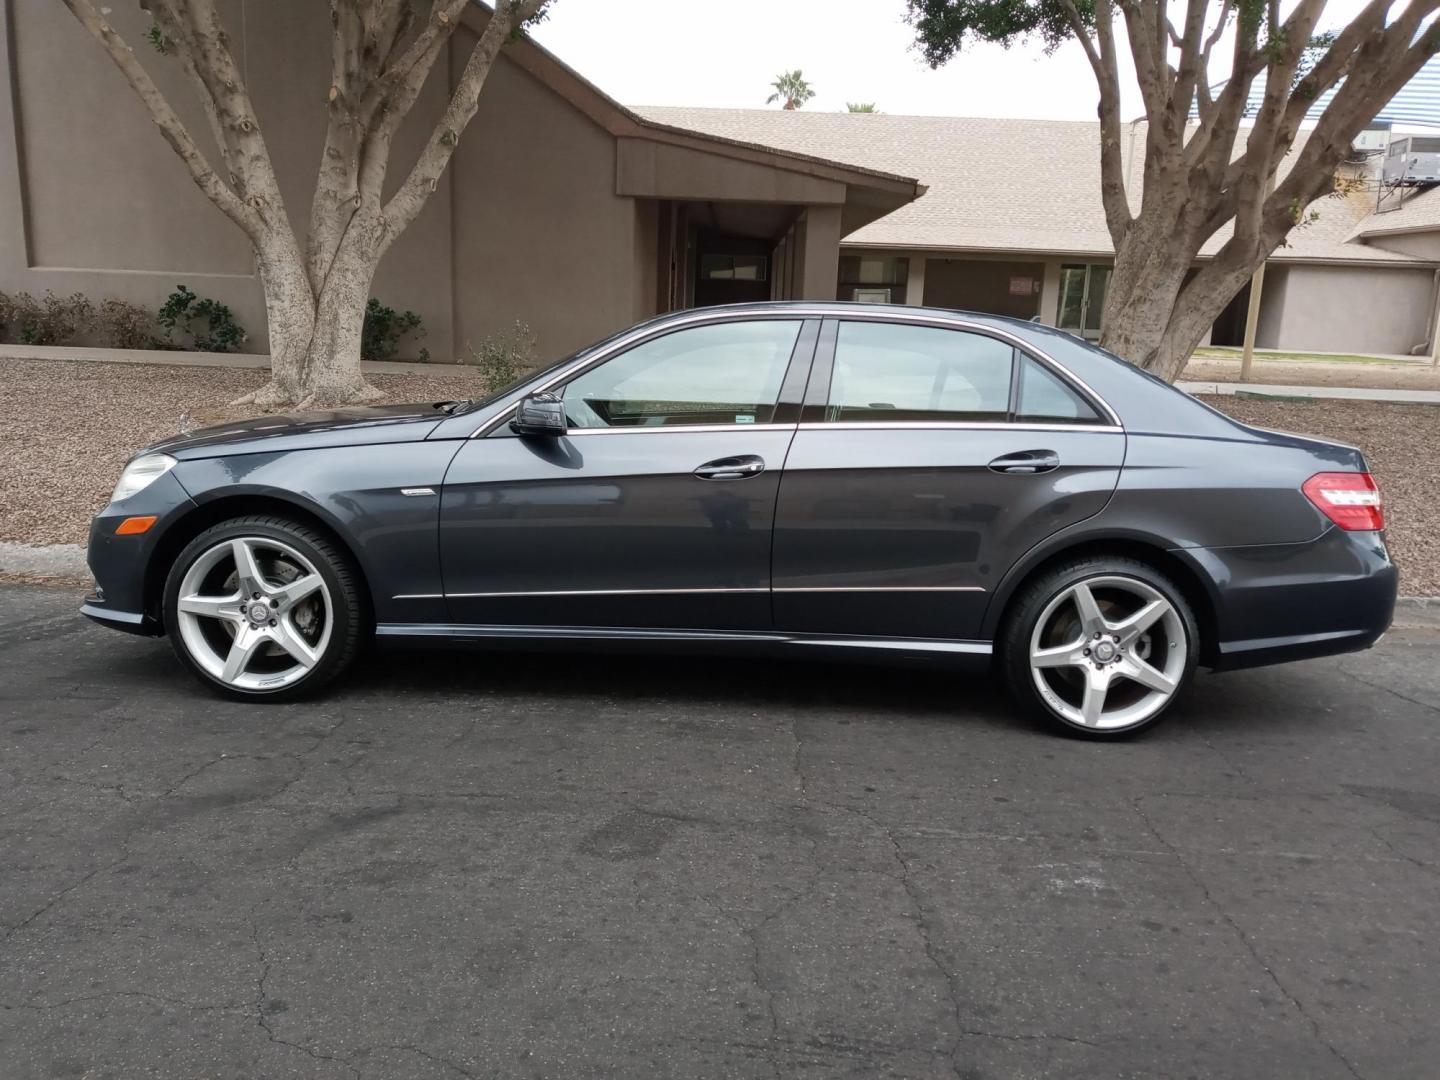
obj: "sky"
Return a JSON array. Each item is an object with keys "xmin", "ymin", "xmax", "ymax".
[{"xmin": 529, "ymin": 0, "xmax": 1378, "ymax": 121}]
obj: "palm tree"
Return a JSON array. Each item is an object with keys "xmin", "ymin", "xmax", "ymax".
[
  {"xmin": 766, "ymin": 70, "xmax": 815, "ymax": 111},
  {"xmin": 846, "ymin": 103, "xmax": 878, "ymax": 113}
]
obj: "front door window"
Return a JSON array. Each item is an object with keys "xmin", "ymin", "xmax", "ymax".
[{"xmin": 561, "ymin": 320, "xmax": 802, "ymax": 428}]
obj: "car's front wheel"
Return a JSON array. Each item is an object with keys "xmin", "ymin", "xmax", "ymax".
[
  {"xmin": 162, "ymin": 515, "xmax": 364, "ymax": 701},
  {"xmin": 1001, "ymin": 557, "xmax": 1198, "ymax": 737}
]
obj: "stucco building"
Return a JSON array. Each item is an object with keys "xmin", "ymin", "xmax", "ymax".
[{"xmin": 4, "ymin": 1, "xmax": 1439, "ymax": 361}]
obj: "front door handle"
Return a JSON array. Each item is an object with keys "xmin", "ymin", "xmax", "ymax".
[
  {"xmin": 988, "ymin": 450, "xmax": 1060, "ymax": 475},
  {"xmin": 694, "ymin": 455, "xmax": 766, "ymax": 481}
]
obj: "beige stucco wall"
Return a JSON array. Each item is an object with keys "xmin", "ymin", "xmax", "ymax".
[
  {"xmin": 0, "ymin": 2, "xmax": 655, "ymax": 363},
  {"xmin": 1360, "ymin": 232, "xmax": 1440, "ymax": 261},
  {"xmin": 448, "ymin": 43, "xmax": 652, "ymax": 361},
  {"xmin": 1261, "ymin": 263, "xmax": 1435, "ymax": 354}
]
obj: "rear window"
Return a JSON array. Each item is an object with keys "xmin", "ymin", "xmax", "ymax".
[{"xmin": 1016, "ymin": 356, "xmax": 1103, "ymax": 424}]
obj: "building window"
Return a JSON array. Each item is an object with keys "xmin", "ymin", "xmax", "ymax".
[
  {"xmin": 839, "ymin": 255, "xmax": 909, "ymax": 303},
  {"xmin": 699, "ymin": 254, "xmax": 768, "ymax": 281}
]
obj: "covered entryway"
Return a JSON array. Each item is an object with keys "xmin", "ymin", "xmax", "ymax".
[
  {"xmin": 617, "ymin": 137, "xmax": 920, "ymax": 319},
  {"xmin": 922, "ymin": 258, "xmax": 1045, "ymax": 318}
]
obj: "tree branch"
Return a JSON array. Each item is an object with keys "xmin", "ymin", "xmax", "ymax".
[
  {"xmin": 56, "ymin": 0, "xmax": 261, "ymax": 237},
  {"xmin": 380, "ymin": 0, "xmax": 546, "ymax": 247},
  {"xmin": 1060, "ymin": 0, "xmax": 1132, "ymax": 242}
]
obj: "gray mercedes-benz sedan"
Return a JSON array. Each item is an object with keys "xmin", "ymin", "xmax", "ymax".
[{"xmin": 82, "ymin": 303, "xmax": 1396, "ymax": 737}]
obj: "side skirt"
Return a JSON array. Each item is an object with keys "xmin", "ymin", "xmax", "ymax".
[{"xmin": 375, "ymin": 623, "xmax": 993, "ymax": 667}]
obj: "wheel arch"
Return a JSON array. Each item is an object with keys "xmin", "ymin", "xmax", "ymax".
[
  {"xmin": 983, "ymin": 530, "xmax": 1221, "ymax": 667},
  {"xmin": 143, "ymin": 491, "xmax": 373, "ymax": 631}
]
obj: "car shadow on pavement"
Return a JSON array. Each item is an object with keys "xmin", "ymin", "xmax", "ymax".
[{"xmin": 350, "ymin": 644, "xmax": 1030, "ymax": 732}]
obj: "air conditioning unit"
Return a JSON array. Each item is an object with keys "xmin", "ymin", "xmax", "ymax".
[
  {"xmin": 1352, "ymin": 124, "xmax": 1391, "ymax": 154},
  {"xmin": 1383, "ymin": 136, "xmax": 1440, "ymax": 184}
]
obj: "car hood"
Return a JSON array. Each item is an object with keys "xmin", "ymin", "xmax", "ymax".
[{"xmin": 147, "ymin": 403, "xmax": 450, "ymax": 459}]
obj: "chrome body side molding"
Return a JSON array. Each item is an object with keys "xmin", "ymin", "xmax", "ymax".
[{"xmin": 375, "ymin": 622, "xmax": 993, "ymax": 656}]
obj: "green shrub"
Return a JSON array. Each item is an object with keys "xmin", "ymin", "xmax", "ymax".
[
  {"xmin": 361, "ymin": 298, "xmax": 427, "ymax": 362},
  {"xmin": 0, "ymin": 290, "xmax": 93, "ymax": 346},
  {"xmin": 95, "ymin": 298, "xmax": 156, "ymax": 350},
  {"xmin": 156, "ymin": 284, "xmax": 247, "ymax": 352},
  {"xmin": 463, "ymin": 321, "xmax": 538, "ymax": 392},
  {"xmin": 0, "ymin": 291, "xmax": 29, "ymax": 343}
]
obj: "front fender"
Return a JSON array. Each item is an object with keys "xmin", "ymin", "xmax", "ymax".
[{"xmin": 173, "ymin": 441, "xmax": 464, "ymax": 625}]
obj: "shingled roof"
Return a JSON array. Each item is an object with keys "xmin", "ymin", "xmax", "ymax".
[{"xmin": 636, "ymin": 107, "xmax": 1433, "ymax": 266}]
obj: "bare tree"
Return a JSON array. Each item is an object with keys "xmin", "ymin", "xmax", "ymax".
[
  {"xmin": 907, "ymin": 1, "xmax": 1440, "ymax": 381},
  {"xmin": 59, "ymin": 0, "xmax": 550, "ymax": 407}
]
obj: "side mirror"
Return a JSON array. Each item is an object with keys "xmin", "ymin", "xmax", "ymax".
[{"xmin": 510, "ymin": 391, "xmax": 567, "ymax": 437}]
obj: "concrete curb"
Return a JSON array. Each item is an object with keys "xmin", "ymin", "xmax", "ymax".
[
  {"xmin": 1393, "ymin": 596, "xmax": 1440, "ymax": 630},
  {"xmin": 1177, "ymin": 380, "xmax": 1440, "ymax": 404},
  {"xmin": 0, "ymin": 343, "xmax": 450, "ymax": 376},
  {"xmin": 2, "ymin": 541, "xmax": 1438, "ymax": 631},
  {"xmin": 0, "ymin": 542, "xmax": 88, "ymax": 580}
]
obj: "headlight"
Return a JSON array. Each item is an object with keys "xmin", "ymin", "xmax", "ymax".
[{"xmin": 111, "ymin": 453, "xmax": 177, "ymax": 503}]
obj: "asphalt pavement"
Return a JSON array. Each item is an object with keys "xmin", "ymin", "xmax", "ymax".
[{"xmin": 1, "ymin": 585, "xmax": 1437, "ymax": 1079}]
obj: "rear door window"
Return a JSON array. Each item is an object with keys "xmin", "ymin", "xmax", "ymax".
[{"xmin": 825, "ymin": 321, "xmax": 1013, "ymax": 423}]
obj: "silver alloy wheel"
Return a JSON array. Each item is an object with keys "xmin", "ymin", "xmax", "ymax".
[
  {"xmin": 1028, "ymin": 575, "xmax": 1186, "ymax": 730},
  {"xmin": 174, "ymin": 536, "xmax": 332, "ymax": 692}
]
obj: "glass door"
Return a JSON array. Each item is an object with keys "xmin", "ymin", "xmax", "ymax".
[{"xmin": 1057, "ymin": 264, "xmax": 1112, "ymax": 340}]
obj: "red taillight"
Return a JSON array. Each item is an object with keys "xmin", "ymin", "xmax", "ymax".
[{"xmin": 1302, "ymin": 472, "xmax": 1384, "ymax": 531}]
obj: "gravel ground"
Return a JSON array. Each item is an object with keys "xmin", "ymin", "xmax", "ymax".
[
  {"xmin": 3, "ymin": 357, "xmax": 1436, "ymax": 593},
  {"xmin": 1199, "ymin": 395, "xmax": 1440, "ymax": 595},
  {"xmin": 1184, "ymin": 355, "xmax": 1440, "ymax": 391},
  {"xmin": 1, "ymin": 357, "xmax": 485, "ymax": 547}
]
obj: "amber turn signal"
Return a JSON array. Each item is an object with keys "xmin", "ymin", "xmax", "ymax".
[{"xmin": 115, "ymin": 515, "xmax": 158, "ymax": 536}]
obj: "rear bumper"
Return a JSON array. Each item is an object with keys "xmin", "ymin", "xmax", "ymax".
[{"xmin": 1185, "ymin": 527, "xmax": 1397, "ymax": 671}]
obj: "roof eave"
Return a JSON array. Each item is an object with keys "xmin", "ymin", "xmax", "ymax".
[{"xmin": 461, "ymin": 3, "xmax": 922, "ymax": 199}]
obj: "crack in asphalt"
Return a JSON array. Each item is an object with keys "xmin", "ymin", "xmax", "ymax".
[
  {"xmin": 1129, "ymin": 796, "xmax": 1365, "ymax": 1080},
  {"xmin": 249, "ymin": 916, "xmax": 361, "ymax": 1080},
  {"xmin": 1365, "ymin": 825, "xmax": 1439, "ymax": 878},
  {"xmin": 843, "ymin": 803, "xmax": 968, "ymax": 1078},
  {"xmin": 1337, "ymin": 663, "xmax": 1440, "ymax": 716},
  {"xmin": 2, "ymin": 850, "xmax": 130, "ymax": 942}
]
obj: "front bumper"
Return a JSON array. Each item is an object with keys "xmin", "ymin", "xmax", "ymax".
[
  {"xmin": 81, "ymin": 470, "xmax": 198, "ymax": 637},
  {"xmin": 1185, "ymin": 526, "xmax": 1398, "ymax": 671}
]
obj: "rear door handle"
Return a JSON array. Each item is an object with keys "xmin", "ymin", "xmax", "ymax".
[
  {"xmin": 988, "ymin": 450, "xmax": 1060, "ymax": 475},
  {"xmin": 694, "ymin": 454, "xmax": 766, "ymax": 481}
]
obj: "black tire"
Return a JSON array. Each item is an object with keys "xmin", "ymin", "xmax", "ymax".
[
  {"xmin": 162, "ymin": 515, "xmax": 365, "ymax": 702},
  {"xmin": 1000, "ymin": 556, "xmax": 1198, "ymax": 738}
]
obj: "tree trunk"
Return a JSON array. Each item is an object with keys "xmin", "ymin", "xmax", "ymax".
[
  {"xmin": 235, "ymin": 229, "xmax": 382, "ymax": 410},
  {"xmin": 300, "ymin": 259, "xmax": 384, "ymax": 408},
  {"xmin": 1100, "ymin": 268, "xmax": 1249, "ymax": 385}
]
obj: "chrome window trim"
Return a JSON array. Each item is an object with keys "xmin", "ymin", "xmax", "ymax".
[
  {"xmin": 469, "ymin": 307, "xmax": 1123, "ymax": 437},
  {"xmin": 563, "ymin": 423, "xmax": 795, "ymax": 437},
  {"xmin": 796, "ymin": 422, "xmax": 1122, "ymax": 434}
]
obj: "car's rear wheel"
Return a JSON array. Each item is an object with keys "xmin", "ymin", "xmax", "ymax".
[
  {"xmin": 1001, "ymin": 557, "xmax": 1198, "ymax": 737},
  {"xmin": 162, "ymin": 516, "xmax": 363, "ymax": 701}
]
